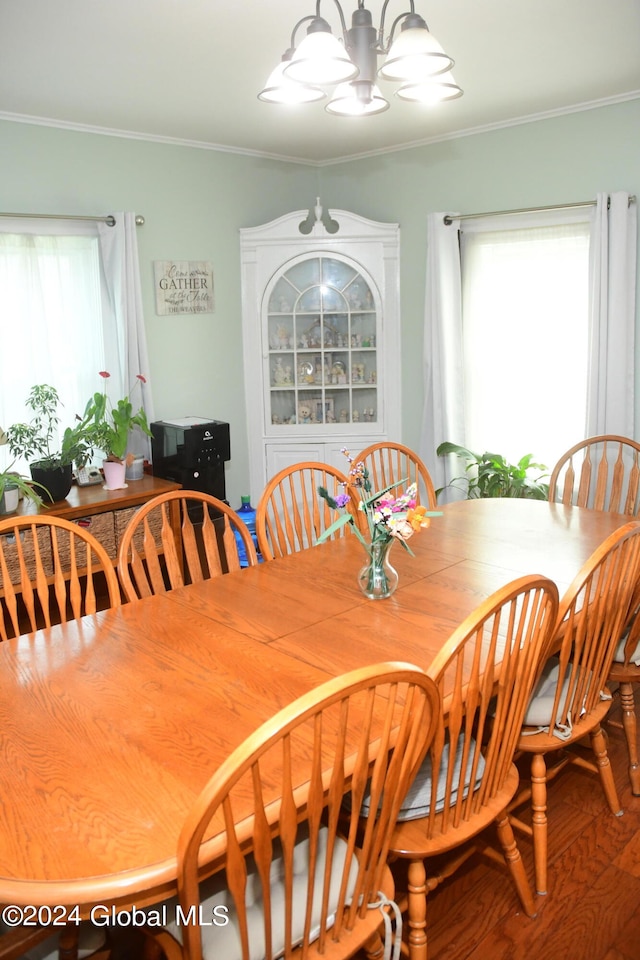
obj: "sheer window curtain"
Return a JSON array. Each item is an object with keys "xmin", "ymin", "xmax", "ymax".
[
  {"xmin": 460, "ymin": 211, "xmax": 591, "ymax": 468},
  {"xmin": 419, "ymin": 194, "xmax": 637, "ymax": 500},
  {"xmin": 0, "ymin": 212, "xmax": 153, "ymax": 471},
  {"xmin": 0, "ymin": 223, "xmax": 104, "ymax": 473}
]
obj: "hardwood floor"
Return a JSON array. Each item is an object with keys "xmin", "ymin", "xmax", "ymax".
[{"xmin": 110, "ymin": 697, "xmax": 640, "ymax": 960}]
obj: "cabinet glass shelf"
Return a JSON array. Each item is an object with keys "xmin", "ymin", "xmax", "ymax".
[{"xmin": 267, "ymin": 256, "xmax": 377, "ymax": 427}]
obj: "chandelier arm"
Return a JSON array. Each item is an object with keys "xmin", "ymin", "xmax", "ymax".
[
  {"xmin": 377, "ymin": 0, "xmax": 416, "ymax": 51},
  {"xmin": 289, "ymin": 14, "xmax": 322, "ymax": 50},
  {"xmin": 316, "ymin": 0, "xmax": 350, "ymax": 41}
]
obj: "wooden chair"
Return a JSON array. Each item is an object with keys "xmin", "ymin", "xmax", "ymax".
[
  {"xmin": 509, "ymin": 520, "xmax": 640, "ymax": 896},
  {"xmin": 256, "ymin": 462, "xmax": 355, "ymax": 561},
  {"xmin": 384, "ymin": 574, "xmax": 559, "ymax": 960},
  {"xmin": 548, "ymin": 435, "xmax": 640, "ymax": 514},
  {"xmin": 141, "ymin": 662, "xmax": 440, "ymax": 960},
  {"xmin": 0, "ymin": 514, "xmax": 121, "ymax": 641},
  {"xmin": 354, "ymin": 442, "xmax": 437, "ymax": 508},
  {"xmin": 117, "ymin": 490, "xmax": 258, "ymax": 602},
  {"xmin": 549, "ymin": 437, "xmax": 640, "ymax": 798}
]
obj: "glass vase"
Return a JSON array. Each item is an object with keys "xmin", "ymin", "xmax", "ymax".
[{"xmin": 358, "ymin": 539, "xmax": 399, "ymax": 600}]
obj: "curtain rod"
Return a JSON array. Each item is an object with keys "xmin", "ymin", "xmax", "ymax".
[
  {"xmin": 0, "ymin": 212, "xmax": 145, "ymax": 226},
  {"xmin": 443, "ymin": 196, "xmax": 636, "ymax": 226}
]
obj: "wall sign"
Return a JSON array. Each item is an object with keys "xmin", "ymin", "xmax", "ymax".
[{"xmin": 153, "ymin": 260, "xmax": 214, "ymax": 315}]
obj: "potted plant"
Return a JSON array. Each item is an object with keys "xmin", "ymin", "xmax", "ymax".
[
  {"xmin": 83, "ymin": 371, "xmax": 152, "ymax": 490},
  {"xmin": 0, "ymin": 427, "xmax": 47, "ymax": 513},
  {"xmin": 4, "ymin": 385, "xmax": 92, "ymax": 503},
  {"xmin": 0, "ymin": 470, "xmax": 47, "ymax": 514},
  {"xmin": 436, "ymin": 441, "xmax": 549, "ymax": 500}
]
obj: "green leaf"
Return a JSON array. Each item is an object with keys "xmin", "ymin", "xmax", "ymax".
[
  {"xmin": 315, "ymin": 513, "xmax": 354, "ymax": 543},
  {"xmin": 360, "ymin": 477, "xmax": 408, "ymax": 508},
  {"xmin": 437, "ymin": 438, "xmax": 549, "ymax": 501}
]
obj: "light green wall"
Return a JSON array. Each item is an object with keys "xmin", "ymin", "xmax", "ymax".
[
  {"xmin": 2, "ymin": 98, "xmax": 639, "ymax": 495},
  {"xmin": 320, "ymin": 98, "xmax": 640, "ymax": 456},
  {"xmin": 0, "ymin": 120, "xmax": 318, "ymax": 501}
]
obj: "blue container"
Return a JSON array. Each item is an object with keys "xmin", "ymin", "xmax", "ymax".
[{"xmin": 234, "ymin": 495, "xmax": 262, "ymax": 567}]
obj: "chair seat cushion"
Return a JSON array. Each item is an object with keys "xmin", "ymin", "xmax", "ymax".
[
  {"xmin": 522, "ymin": 657, "xmax": 573, "ymax": 730},
  {"xmin": 357, "ymin": 734, "xmax": 485, "ymax": 822},
  {"xmin": 162, "ymin": 825, "xmax": 358, "ymax": 960},
  {"xmin": 613, "ymin": 627, "xmax": 640, "ymax": 665},
  {"xmin": 520, "ymin": 655, "xmax": 606, "ymax": 741}
]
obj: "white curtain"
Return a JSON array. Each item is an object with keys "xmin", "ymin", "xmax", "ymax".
[
  {"xmin": 0, "ymin": 212, "xmax": 153, "ymax": 470},
  {"xmin": 419, "ymin": 212, "xmax": 465, "ymax": 498},
  {"xmin": 98, "ymin": 212, "xmax": 155, "ymax": 459},
  {"xmin": 586, "ymin": 192, "xmax": 637, "ymax": 436},
  {"xmin": 459, "ymin": 210, "xmax": 591, "ymax": 469},
  {"xmin": 0, "ymin": 223, "xmax": 104, "ymax": 473}
]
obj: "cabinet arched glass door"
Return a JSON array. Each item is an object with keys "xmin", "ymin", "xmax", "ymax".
[{"xmin": 265, "ymin": 255, "xmax": 379, "ymax": 430}]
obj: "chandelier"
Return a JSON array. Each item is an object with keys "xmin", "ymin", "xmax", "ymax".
[{"xmin": 258, "ymin": 0, "xmax": 462, "ymax": 117}]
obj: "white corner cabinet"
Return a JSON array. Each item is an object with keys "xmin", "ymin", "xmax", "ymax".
[{"xmin": 240, "ymin": 204, "xmax": 401, "ymax": 498}]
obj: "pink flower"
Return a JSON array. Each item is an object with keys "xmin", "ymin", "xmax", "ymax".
[
  {"xmin": 136, "ymin": 374, "xmax": 147, "ymax": 384},
  {"xmin": 99, "ymin": 371, "xmax": 111, "ymax": 379}
]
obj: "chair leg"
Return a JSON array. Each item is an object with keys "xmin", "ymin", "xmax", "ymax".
[
  {"xmin": 363, "ymin": 929, "xmax": 386, "ymax": 960},
  {"xmin": 619, "ymin": 682, "xmax": 640, "ymax": 795},
  {"xmin": 590, "ymin": 723, "xmax": 623, "ymax": 815},
  {"xmin": 58, "ymin": 927, "xmax": 79, "ymax": 960},
  {"xmin": 406, "ymin": 858, "xmax": 428, "ymax": 960},
  {"xmin": 495, "ymin": 810, "xmax": 537, "ymax": 917},
  {"xmin": 530, "ymin": 752, "xmax": 548, "ymax": 896}
]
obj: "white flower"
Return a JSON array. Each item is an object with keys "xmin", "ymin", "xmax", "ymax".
[{"xmin": 389, "ymin": 520, "xmax": 414, "ymax": 542}]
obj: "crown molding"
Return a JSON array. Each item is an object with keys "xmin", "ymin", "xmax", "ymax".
[
  {"xmin": 1, "ymin": 90, "xmax": 639, "ymax": 167},
  {"xmin": 317, "ymin": 90, "xmax": 640, "ymax": 166}
]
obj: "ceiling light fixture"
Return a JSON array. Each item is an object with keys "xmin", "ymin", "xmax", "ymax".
[{"xmin": 258, "ymin": 0, "xmax": 462, "ymax": 117}]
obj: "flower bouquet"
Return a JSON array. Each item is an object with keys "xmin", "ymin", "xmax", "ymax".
[{"xmin": 318, "ymin": 448, "xmax": 441, "ymax": 599}]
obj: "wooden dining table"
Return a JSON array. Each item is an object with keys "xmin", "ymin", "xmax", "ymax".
[{"xmin": 0, "ymin": 497, "xmax": 631, "ymax": 931}]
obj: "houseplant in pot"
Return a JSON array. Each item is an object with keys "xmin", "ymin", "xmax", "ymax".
[
  {"xmin": 0, "ymin": 428, "xmax": 47, "ymax": 513},
  {"xmin": 436, "ymin": 441, "xmax": 549, "ymax": 500},
  {"xmin": 83, "ymin": 371, "xmax": 152, "ymax": 490},
  {"xmin": 4, "ymin": 385, "xmax": 91, "ymax": 503},
  {"xmin": 0, "ymin": 469, "xmax": 47, "ymax": 514}
]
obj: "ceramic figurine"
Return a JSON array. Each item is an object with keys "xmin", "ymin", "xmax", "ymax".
[
  {"xmin": 273, "ymin": 357, "xmax": 286, "ymax": 384},
  {"xmin": 298, "ymin": 402, "xmax": 312, "ymax": 424}
]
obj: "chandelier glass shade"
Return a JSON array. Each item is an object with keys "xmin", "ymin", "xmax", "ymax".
[
  {"xmin": 258, "ymin": 1, "xmax": 462, "ymax": 117},
  {"xmin": 377, "ymin": 15, "xmax": 453, "ymax": 81},
  {"xmin": 258, "ymin": 59, "xmax": 327, "ymax": 103},
  {"xmin": 326, "ymin": 82, "xmax": 390, "ymax": 116},
  {"xmin": 284, "ymin": 22, "xmax": 359, "ymax": 85},
  {"xmin": 396, "ymin": 72, "xmax": 463, "ymax": 103}
]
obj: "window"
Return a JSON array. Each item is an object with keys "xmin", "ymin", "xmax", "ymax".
[
  {"xmin": 460, "ymin": 217, "xmax": 590, "ymax": 469},
  {"xmin": 0, "ymin": 214, "xmax": 149, "ymax": 473},
  {"xmin": 421, "ymin": 195, "xmax": 636, "ymax": 498}
]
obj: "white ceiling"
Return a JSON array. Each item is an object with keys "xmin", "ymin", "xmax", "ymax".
[{"xmin": 1, "ymin": 0, "xmax": 639, "ymax": 165}]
